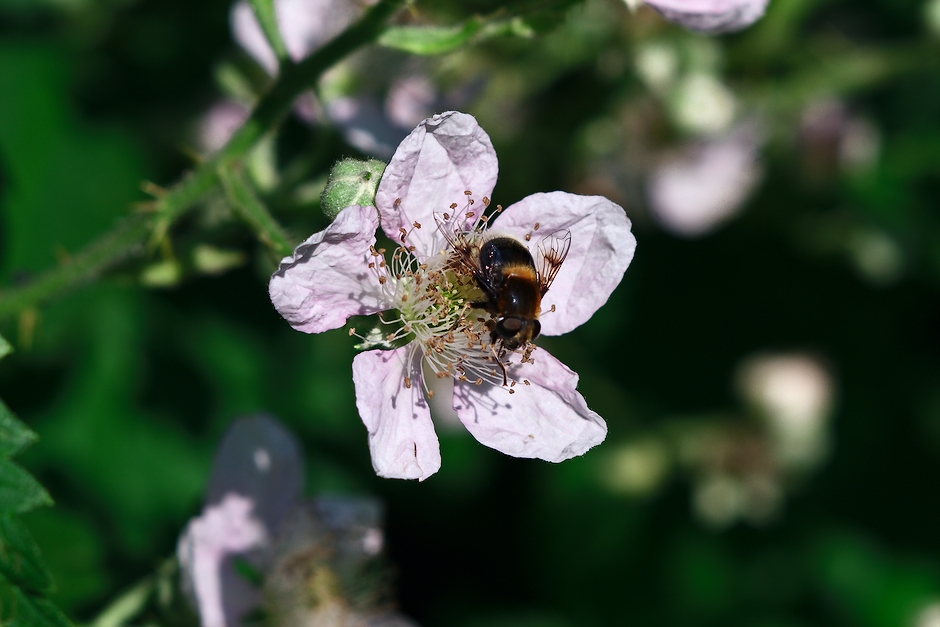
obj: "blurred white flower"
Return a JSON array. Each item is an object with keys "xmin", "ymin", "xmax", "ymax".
[
  {"xmin": 634, "ymin": 42, "xmax": 680, "ymax": 94},
  {"xmin": 915, "ymin": 602, "xmax": 940, "ymax": 627},
  {"xmin": 693, "ymin": 473, "xmax": 743, "ymax": 528},
  {"xmin": 926, "ymin": 0, "xmax": 940, "ymax": 38},
  {"xmin": 846, "ymin": 228, "xmax": 904, "ymax": 285},
  {"xmin": 639, "ymin": 0, "xmax": 770, "ymax": 34},
  {"xmin": 800, "ymin": 100, "xmax": 880, "ymax": 177},
  {"xmin": 736, "ymin": 353, "xmax": 835, "ymax": 470},
  {"xmin": 670, "ymin": 73, "xmax": 736, "ymax": 135},
  {"xmin": 647, "ymin": 125, "xmax": 763, "ymax": 237},
  {"xmin": 602, "ymin": 438, "xmax": 672, "ymax": 496}
]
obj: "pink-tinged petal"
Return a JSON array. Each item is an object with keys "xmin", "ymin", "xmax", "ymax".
[
  {"xmin": 177, "ymin": 494, "xmax": 268, "ymax": 627},
  {"xmin": 647, "ymin": 126, "xmax": 762, "ymax": 238},
  {"xmin": 353, "ymin": 347, "xmax": 441, "ymax": 480},
  {"xmin": 492, "ymin": 192, "xmax": 636, "ymax": 336},
  {"xmin": 452, "ymin": 349, "xmax": 607, "ymax": 462},
  {"xmin": 269, "ymin": 204, "xmax": 386, "ymax": 334},
  {"xmin": 375, "ymin": 111, "xmax": 498, "ymax": 256},
  {"xmin": 644, "ymin": 0, "xmax": 769, "ymax": 33}
]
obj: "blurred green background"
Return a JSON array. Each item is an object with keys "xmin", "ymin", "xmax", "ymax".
[{"xmin": 2, "ymin": 0, "xmax": 940, "ymax": 625}]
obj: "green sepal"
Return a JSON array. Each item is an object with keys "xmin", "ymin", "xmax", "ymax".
[
  {"xmin": 0, "ymin": 514, "xmax": 54, "ymax": 593},
  {"xmin": 320, "ymin": 158, "xmax": 387, "ymax": 220},
  {"xmin": 0, "ymin": 460, "xmax": 53, "ymax": 515},
  {"xmin": 8, "ymin": 587, "xmax": 72, "ymax": 627},
  {"xmin": 378, "ymin": 19, "xmax": 483, "ymax": 55}
]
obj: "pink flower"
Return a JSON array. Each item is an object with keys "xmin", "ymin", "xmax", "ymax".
[
  {"xmin": 270, "ymin": 112, "xmax": 636, "ymax": 481},
  {"xmin": 177, "ymin": 415, "xmax": 303, "ymax": 627},
  {"xmin": 642, "ymin": 0, "xmax": 769, "ymax": 33}
]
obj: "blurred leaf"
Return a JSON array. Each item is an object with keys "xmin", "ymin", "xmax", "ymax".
[
  {"xmin": 0, "ymin": 514, "xmax": 53, "ymax": 593},
  {"xmin": 0, "ymin": 460, "xmax": 52, "ymax": 515},
  {"xmin": 0, "ymin": 401, "xmax": 37, "ymax": 459},
  {"xmin": 9, "ymin": 587, "xmax": 71, "ymax": 627},
  {"xmin": 30, "ymin": 288, "xmax": 206, "ymax": 555},
  {"xmin": 378, "ymin": 20, "xmax": 482, "ymax": 54},
  {"xmin": 0, "ymin": 334, "xmax": 10, "ymax": 360},
  {"xmin": 816, "ymin": 533, "xmax": 940, "ymax": 627},
  {"xmin": 23, "ymin": 509, "xmax": 108, "ymax": 612},
  {"xmin": 0, "ymin": 45, "xmax": 146, "ymax": 282}
]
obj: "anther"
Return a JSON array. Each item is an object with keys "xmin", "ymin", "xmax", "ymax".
[
  {"xmin": 427, "ymin": 389, "xmax": 435, "ymax": 399},
  {"xmin": 348, "ymin": 328, "xmax": 356, "ymax": 336},
  {"xmin": 404, "ymin": 377, "xmax": 412, "ymax": 389},
  {"xmin": 534, "ymin": 222, "xmax": 540, "ymax": 230},
  {"xmin": 413, "ymin": 221, "xmax": 421, "ymax": 229}
]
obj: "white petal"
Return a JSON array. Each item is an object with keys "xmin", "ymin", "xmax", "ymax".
[
  {"xmin": 269, "ymin": 204, "xmax": 386, "ymax": 334},
  {"xmin": 492, "ymin": 192, "xmax": 636, "ymax": 336},
  {"xmin": 353, "ymin": 347, "xmax": 442, "ymax": 480},
  {"xmin": 374, "ymin": 111, "xmax": 498, "ymax": 257},
  {"xmin": 205, "ymin": 414, "xmax": 303, "ymax": 535},
  {"xmin": 644, "ymin": 0, "xmax": 769, "ymax": 33},
  {"xmin": 452, "ymin": 349, "xmax": 607, "ymax": 462}
]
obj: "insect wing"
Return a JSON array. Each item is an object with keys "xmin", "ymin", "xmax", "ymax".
[
  {"xmin": 434, "ymin": 210, "xmax": 484, "ymax": 283},
  {"xmin": 536, "ymin": 229, "xmax": 571, "ymax": 296}
]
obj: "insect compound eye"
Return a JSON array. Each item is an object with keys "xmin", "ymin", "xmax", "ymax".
[
  {"xmin": 530, "ymin": 319, "xmax": 541, "ymax": 340},
  {"xmin": 495, "ymin": 316, "xmax": 525, "ymax": 340}
]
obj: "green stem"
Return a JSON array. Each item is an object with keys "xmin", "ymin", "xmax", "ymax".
[
  {"xmin": 248, "ymin": 0, "xmax": 290, "ymax": 63},
  {"xmin": 0, "ymin": 0, "xmax": 407, "ymax": 319},
  {"xmin": 218, "ymin": 165, "xmax": 294, "ymax": 260}
]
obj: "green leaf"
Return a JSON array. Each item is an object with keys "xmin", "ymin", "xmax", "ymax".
[
  {"xmin": 0, "ymin": 402, "xmax": 37, "ymax": 459},
  {"xmin": 0, "ymin": 460, "xmax": 52, "ymax": 515},
  {"xmin": 9, "ymin": 587, "xmax": 71, "ymax": 627},
  {"xmin": 378, "ymin": 20, "xmax": 482, "ymax": 55},
  {"xmin": 0, "ymin": 514, "xmax": 53, "ymax": 593},
  {"xmin": 0, "ymin": 333, "xmax": 11, "ymax": 360}
]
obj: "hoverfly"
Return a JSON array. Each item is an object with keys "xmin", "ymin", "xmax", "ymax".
[{"xmin": 440, "ymin": 213, "xmax": 571, "ymax": 356}]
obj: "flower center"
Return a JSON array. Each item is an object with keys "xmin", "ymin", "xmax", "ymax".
[{"xmin": 357, "ymin": 199, "xmax": 534, "ymax": 394}]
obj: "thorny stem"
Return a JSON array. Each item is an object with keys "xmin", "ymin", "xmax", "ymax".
[
  {"xmin": 0, "ymin": 0, "xmax": 407, "ymax": 320},
  {"xmin": 218, "ymin": 166, "xmax": 294, "ymax": 261}
]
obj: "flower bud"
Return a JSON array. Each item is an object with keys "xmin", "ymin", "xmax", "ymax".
[{"xmin": 320, "ymin": 158, "xmax": 386, "ymax": 220}]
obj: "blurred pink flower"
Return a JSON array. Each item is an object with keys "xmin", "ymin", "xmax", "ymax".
[
  {"xmin": 270, "ymin": 111, "xmax": 636, "ymax": 480},
  {"xmin": 231, "ymin": 0, "xmax": 362, "ymax": 74},
  {"xmin": 177, "ymin": 415, "xmax": 303, "ymax": 627},
  {"xmin": 196, "ymin": 100, "xmax": 251, "ymax": 155},
  {"xmin": 230, "ymin": 0, "xmax": 441, "ymax": 158},
  {"xmin": 646, "ymin": 126, "xmax": 763, "ymax": 237},
  {"xmin": 642, "ymin": 0, "xmax": 769, "ymax": 33}
]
